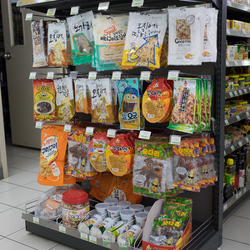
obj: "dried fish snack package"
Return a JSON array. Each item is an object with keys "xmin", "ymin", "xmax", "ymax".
[
  {"xmin": 93, "ymin": 15, "xmax": 128, "ymax": 71},
  {"xmin": 168, "ymin": 7, "xmax": 206, "ymax": 65},
  {"xmin": 202, "ymin": 8, "xmax": 218, "ymax": 62},
  {"xmin": 54, "ymin": 77, "xmax": 75, "ymax": 122},
  {"xmin": 168, "ymin": 78, "xmax": 199, "ymax": 133},
  {"xmin": 65, "ymin": 22, "xmax": 73, "ymax": 65},
  {"xmin": 206, "ymin": 80, "xmax": 213, "ymax": 131},
  {"xmin": 48, "ymin": 22, "xmax": 67, "ymax": 67},
  {"xmin": 31, "ymin": 19, "xmax": 48, "ymax": 67},
  {"xmin": 67, "ymin": 11, "xmax": 94, "ymax": 65},
  {"xmin": 122, "ymin": 12, "xmax": 167, "ymax": 68},
  {"xmin": 74, "ymin": 78, "xmax": 88, "ymax": 113}
]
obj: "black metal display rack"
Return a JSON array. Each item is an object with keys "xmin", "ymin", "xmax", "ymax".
[{"xmin": 17, "ymin": 0, "xmax": 228, "ymax": 249}]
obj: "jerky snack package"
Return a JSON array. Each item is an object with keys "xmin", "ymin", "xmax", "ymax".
[
  {"xmin": 93, "ymin": 15, "xmax": 129, "ymax": 71},
  {"xmin": 48, "ymin": 22, "xmax": 67, "ymax": 67},
  {"xmin": 89, "ymin": 78, "xmax": 115, "ymax": 124},
  {"xmin": 67, "ymin": 11, "xmax": 94, "ymax": 65},
  {"xmin": 31, "ymin": 19, "xmax": 48, "ymax": 67},
  {"xmin": 168, "ymin": 7, "xmax": 206, "ymax": 65},
  {"xmin": 89, "ymin": 173, "xmax": 142, "ymax": 204},
  {"xmin": 54, "ymin": 77, "xmax": 75, "ymax": 122},
  {"xmin": 206, "ymin": 80, "xmax": 213, "ymax": 130},
  {"xmin": 133, "ymin": 140, "xmax": 174, "ymax": 199},
  {"xmin": 88, "ymin": 132, "xmax": 110, "ymax": 172},
  {"xmin": 142, "ymin": 78, "xmax": 172, "ymax": 123},
  {"xmin": 74, "ymin": 78, "xmax": 88, "ymax": 113},
  {"xmin": 66, "ymin": 23, "xmax": 73, "ymax": 66},
  {"xmin": 168, "ymin": 78, "xmax": 199, "ymax": 133},
  {"xmin": 38, "ymin": 125, "xmax": 67, "ymax": 186},
  {"xmin": 33, "ymin": 79, "xmax": 56, "ymax": 121},
  {"xmin": 67, "ymin": 127, "xmax": 98, "ymax": 179},
  {"xmin": 202, "ymin": 8, "xmax": 218, "ymax": 63},
  {"xmin": 122, "ymin": 12, "xmax": 167, "ymax": 68}
]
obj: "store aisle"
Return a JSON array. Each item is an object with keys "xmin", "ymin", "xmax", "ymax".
[{"xmin": 0, "ymin": 144, "xmax": 250, "ymax": 250}]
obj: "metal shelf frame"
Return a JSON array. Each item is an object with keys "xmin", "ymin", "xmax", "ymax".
[{"xmin": 225, "ymin": 87, "xmax": 250, "ymax": 100}]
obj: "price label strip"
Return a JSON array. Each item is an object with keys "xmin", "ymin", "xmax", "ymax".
[
  {"xmin": 231, "ymin": 145, "xmax": 235, "ymax": 151},
  {"xmin": 33, "ymin": 217, "xmax": 39, "ymax": 224},
  {"xmin": 225, "ymin": 119, "xmax": 229, "ymax": 125},
  {"xmin": 244, "ymin": 187, "xmax": 247, "ymax": 194},
  {"xmin": 112, "ymin": 71, "xmax": 122, "ymax": 80},
  {"xmin": 88, "ymin": 71, "xmax": 97, "ymax": 80},
  {"xmin": 35, "ymin": 121, "xmax": 44, "ymax": 129},
  {"xmin": 236, "ymin": 115, "xmax": 241, "ymax": 121},
  {"xmin": 139, "ymin": 131, "xmax": 151, "ymax": 140},
  {"xmin": 223, "ymin": 203, "xmax": 228, "ymax": 212},
  {"xmin": 70, "ymin": 71, "xmax": 78, "ymax": 79},
  {"xmin": 167, "ymin": 70, "xmax": 180, "ymax": 80},
  {"xmin": 234, "ymin": 90, "xmax": 238, "ymax": 96},
  {"xmin": 59, "ymin": 225, "xmax": 66, "ymax": 233},
  {"xmin": 236, "ymin": 193, "xmax": 239, "ymax": 200},
  {"xmin": 107, "ymin": 129, "xmax": 117, "ymax": 138},
  {"xmin": 98, "ymin": 2, "xmax": 110, "ymax": 10},
  {"xmin": 86, "ymin": 127, "xmax": 94, "ymax": 135},
  {"xmin": 81, "ymin": 233, "xmax": 88, "ymax": 241},
  {"xmin": 169, "ymin": 135, "xmax": 181, "ymax": 145},
  {"xmin": 89, "ymin": 235, "xmax": 97, "ymax": 244},
  {"xmin": 246, "ymin": 137, "xmax": 249, "ymax": 142},
  {"xmin": 224, "ymin": 150, "xmax": 226, "ymax": 156},
  {"xmin": 244, "ymin": 88, "xmax": 248, "ymax": 94},
  {"xmin": 238, "ymin": 141, "xmax": 243, "ymax": 147},
  {"xmin": 140, "ymin": 71, "xmax": 151, "ymax": 80},
  {"xmin": 29, "ymin": 72, "xmax": 37, "ymax": 80},
  {"xmin": 229, "ymin": 92, "xmax": 234, "ymax": 97},
  {"xmin": 103, "ymin": 239, "xmax": 111, "ymax": 248},
  {"xmin": 47, "ymin": 72, "xmax": 54, "ymax": 79},
  {"xmin": 64, "ymin": 124, "xmax": 72, "ymax": 132},
  {"xmin": 25, "ymin": 13, "xmax": 33, "ymax": 21},
  {"xmin": 239, "ymin": 90, "xmax": 243, "ymax": 95},
  {"xmin": 47, "ymin": 8, "xmax": 56, "ymax": 16},
  {"xmin": 132, "ymin": 0, "xmax": 144, "ymax": 7},
  {"xmin": 70, "ymin": 6, "xmax": 80, "ymax": 15}
]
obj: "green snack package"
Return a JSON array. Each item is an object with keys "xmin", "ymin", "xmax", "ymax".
[
  {"xmin": 194, "ymin": 80, "xmax": 202, "ymax": 132},
  {"xmin": 201, "ymin": 80, "xmax": 207, "ymax": 130},
  {"xmin": 206, "ymin": 80, "xmax": 213, "ymax": 130}
]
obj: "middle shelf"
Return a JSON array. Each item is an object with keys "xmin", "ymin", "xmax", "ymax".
[
  {"xmin": 224, "ymin": 134, "xmax": 250, "ymax": 156},
  {"xmin": 225, "ymin": 111, "xmax": 249, "ymax": 126}
]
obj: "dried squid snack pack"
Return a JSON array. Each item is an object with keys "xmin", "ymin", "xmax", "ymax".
[
  {"xmin": 168, "ymin": 7, "xmax": 206, "ymax": 65},
  {"xmin": 206, "ymin": 80, "xmax": 213, "ymax": 131},
  {"xmin": 74, "ymin": 78, "xmax": 88, "ymax": 113},
  {"xmin": 88, "ymin": 132, "xmax": 110, "ymax": 172},
  {"xmin": 31, "ymin": 19, "xmax": 48, "ymax": 67},
  {"xmin": 48, "ymin": 22, "xmax": 67, "ymax": 67},
  {"xmin": 38, "ymin": 125, "xmax": 67, "ymax": 186},
  {"xmin": 54, "ymin": 77, "xmax": 75, "ymax": 122},
  {"xmin": 122, "ymin": 12, "xmax": 167, "ymax": 68},
  {"xmin": 66, "ymin": 11, "xmax": 94, "ymax": 65},
  {"xmin": 66, "ymin": 23, "xmax": 73, "ymax": 66},
  {"xmin": 168, "ymin": 78, "xmax": 199, "ymax": 133}
]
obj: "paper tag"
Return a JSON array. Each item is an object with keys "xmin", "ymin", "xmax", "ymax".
[
  {"xmin": 33, "ymin": 217, "xmax": 39, "ymax": 224},
  {"xmin": 140, "ymin": 71, "xmax": 151, "ymax": 80},
  {"xmin": 70, "ymin": 6, "xmax": 79, "ymax": 15},
  {"xmin": 35, "ymin": 121, "xmax": 44, "ymax": 129},
  {"xmin": 229, "ymin": 92, "xmax": 234, "ymax": 97},
  {"xmin": 244, "ymin": 187, "xmax": 247, "ymax": 193},
  {"xmin": 47, "ymin": 72, "xmax": 54, "ymax": 79},
  {"xmin": 223, "ymin": 203, "xmax": 228, "ymax": 212},
  {"xmin": 47, "ymin": 8, "xmax": 56, "ymax": 16},
  {"xmin": 169, "ymin": 135, "xmax": 181, "ymax": 145},
  {"xmin": 29, "ymin": 72, "xmax": 37, "ymax": 79},
  {"xmin": 227, "ymin": 0, "xmax": 232, "ymax": 7},
  {"xmin": 224, "ymin": 150, "xmax": 226, "ymax": 156},
  {"xmin": 89, "ymin": 235, "xmax": 97, "ymax": 244},
  {"xmin": 226, "ymin": 61, "xmax": 230, "ymax": 66},
  {"xmin": 59, "ymin": 225, "xmax": 66, "ymax": 233},
  {"xmin": 86, "ymin": 127, "xmax": 94, "ymax": 135},
  {"xmin": 236, "ymin": 193, "xmax": 239, "ymax": 199},
  {"xmin": 98, "ymin": 2, "xmax": 110, "ymax": 10},
  {"xmin": 231, "ymin": 145, "xmax": 235, "ymax": 151},
  {"xmin": 139, "ymin": 131, "xmax": 151, "ymax": 140},
  {"xmin": 234, "ymin": 61, "xmax": 239, "ymax": 66},
  {"xmin": 112, "ymin": 71, "xmax": 122, "ymax": 80},
  {"xmin": 227, "ymin": 29, "xmax": 231, "ymax": 35},
  {"xmin": 167, "ymin": 70, "xmax": 180, "ymax": 80},
  {"xmin": 238, "ymin": 141, "xmax": 243, "ymax": 147},
  {"xmin": 236, "ymin": 115, "xmax": 240, "ymax": 121},
  {"xmin": 81, "ymin": 232, "xmax": 88, "ymax": 241},
  {"xmin": 119, "ymin": 246, "xmax": 127, "ymax": 250},
  {"xmin": 239, "ymin": 90, "xmax": 243, "ymax": 95},
  {"xmin": 225, "ymin": 119, "xmax": 229, "ymax": 125},
  {"xmin": 246, "ymin": 137, "xmax": 249, "ymax": 142},
  {"xmin": 107, "ymin": 129, "xmax": 117, "ymax": 138},
  {"xmin": 244, "ymin": 89, "xmax": 248, "ymax": 94},
  {"xmin": 64, "ymin": 124, "xmax": 72, "ymax": 132},
  {"xmin": 242, "ymin": 29, "xmax": 247, "ymax": 35},
  {"xmin": 246, "ymin": 111, "xmax": 249, "ymax": 116},
  {"xmin": 239, "ymin": 191, "xmax": 243, "ymax": 197},
  {"xmin": 234, "ymin": 90, "xmax": 238, "ymax": 96},
  {"xmin": 132, "ymin": 0, "xmax": 144, "ymax": 7},
  {"xmin": 103, "ymin": 239, "xmax": 111, "ymax": 248},
  {"xmin": 88, "ymin": 71, "xmax": 97, "ymax": 80},
  {"xmin": 70, "ymin": 71, "xmax": 78, "ymax": 79},
  {"xmin": 25, "ymin": 13, "xmax": 33, "ymax": 21}
]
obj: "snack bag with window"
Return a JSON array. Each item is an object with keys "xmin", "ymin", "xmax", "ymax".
[
  {"xmin": 122, "ymin": 12, "xmax": 167, "ymax": 68},
  {"xmin": 38, "ymin": 125, "xmax": 67, "ymax": 186},
  {"xmin": 206, "ymin": 80, "xmax": 213, "ymax": 130},
  {"xmin": 66, "ymin": 11, "xmax": 94, "ymax": 65},
  {"xmin": 33, "ymin": 79, "xmax": 56, "ymax": 121},
  {"xmin": 66, "ymin": 23, "xmax": 73, "ymax": 66},
  {"xmin": 48, "ymin": 22, "xmax": 67, "ymax": 67},
  {"xmin": 74, "ymin": 78, "xmax": 88, "ymax": 113},
  {"xmin": 168, "ymin": 7, "xmax": 206, "ymax": 65},
  {"xmin": 31, "ymin": 19, "xmax": 48, "ymax": 67},
  {"xmin": 54, "ymin": 77, "xmax": 75, "ymax": 122}
]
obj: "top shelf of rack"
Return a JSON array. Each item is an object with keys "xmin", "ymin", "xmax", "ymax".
[{"xmin": 227, "ymin": 0, "xmax": 250, "ymax": 13}]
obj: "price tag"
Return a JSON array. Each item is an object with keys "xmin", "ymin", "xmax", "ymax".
[
  {"xmin": 234, "ymin": 61, "xmax": 239, "ymax": 66},
  {"xmin": 112, "ymin": 71, "xmax": 122, "ymax": 80},
  {"xmin": 86, "ymin": 127, "xmax": 94, "ymax": 135},
  {"xmin": 225, "ymin": 119, "xmax": 229, "ymax": 125},
  {"xmin": 231, "ymin": 145, "xmax": 235, "ymax": 151},
  {"xmin": 33, "ymin": 217, "xmax": 39, "ymax": 224},
  {"xmin": 139, "ymin": 131, "xmax": 151, "ymax": 140},
  {"xmin": 103, "ymin": 239, "xmax": 111, "ymax": 248},
  {"xmin": 246, "ymin": 111, "xmax": 249, "ymax": 116},
  {"xmin": 64, "ymin": 124, "xmax": 72, "ymax": 132},
  {"xmin": 29, "ymin": 72, "xmax": 37, "ymax": 79},
  {"xmin": 169, "ymin": 135, "xmax": 181, "ymax": 145},
  {"xmin": 132, "ymin": 0, "xmax": 144, "ymax": 7},
  {"xmin": 246, "ymin": 137, "xmax": 249, "ymax": 142},
  {"xmin": 25, "ymin": 13, "xmax": 33, "ymax": 21},
  {"xmin": 70, "ymin": 71, "xmax": 78, "ymax": 79},
  {"xmin": 242, "ymin": 29, "xmax": 247, "ymax": 35},
  {"xmin": 227, "ymin": 29, "xmax": 231, "ymax": 35},
  {"xmin": 239, "ymin": 191, "xmax": 243, "ymax": 197},
  {"xmin": 59, "ymin": 225, "xmax": 66, "ymax": 233},
  {"xmin": 70, "ymin": 6, "xmax": 80, "ymax": 15},
  {"xmin": 167, "ymin": 70, "xmax": 180, "ymax": 80},
  {"xmin": 239, "ymin": 90, "xmax": 243, "ymax": 95},
  {"xmin": 88, "ymin": 71, "xmax": 97, "ymax": 80},
  {"xmin": 119, "ymin": 246, "xmax": 127, "ymax": 250},
  {"xmin": 244, "ymin": 88, "xmax": 248, "ymax": 94},
  {"xmin": 81, "ymin": 232, "xmax": 88, "ymax": 241},
  {"xmin": 236, "ymin": 115, "xmax": 241, "ymax": 121},
  {"xmin": 107, "ymin": 129, "xmax": 117, "ymax": 138},
  {"xmin": 238, "ymin": 141, "xmax": 243, "ymax": 147},
  {"xmin": 224, "ymin": 150, "xmax": 226, "ymax": 156},
  {"xmin": 244, "ymin": 187, "xmax": 247, "ymax": 193},
  {"xmin": 98, "ymin": 2, "xmax": 110, "ymax": 10},
  {"xmin": 47, "ymin": 8, "xmax": 56, "ymax": 16},
  {"xmin": 140, "ymin": 71, "xmax": 151, "ymax": 80},
  {"xmin": 227, "ymin": 1, "xmax": 232, "ymax": 7},
  {"xmin": 234, "ymin": 90, "xmax": 238, "ymax": 96},
  {"xmin": 226, "ymin": 61, "xmax": 230, "ymax": 66},
  {"xmin": 229, "ymin": 92, "xmax": 234, "ymax": 97},
  {"xmin": 236, "ymin": 193, "xmax": 239, "ymax": 199},
  {"xmin": 89, "ymin": 235, "xmax": 97, "ymax": 244},
  {"xmin": 35, "ymin": 121, "xmax": 44, "ymax": 129},
  {"xmin": 47, "ymin": 72, "xmax": 54, "ymax": 79},
  {"xmin": 223, "ymin": 203, "xmax": 228, "ymax": 212}
]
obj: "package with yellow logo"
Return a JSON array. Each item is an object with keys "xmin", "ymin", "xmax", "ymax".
[{"xmin": 33, "ymin": 79, "xmax": 56, "ymax": 121}]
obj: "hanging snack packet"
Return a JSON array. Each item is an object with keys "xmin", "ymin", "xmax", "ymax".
[
  {"xmin": 67, "ymin": 127, "xmax": 97, "ymax": 179},
  {"xmin": 38, "ymin": 125, "xmax": 67, "ymax": 186},
  {"xmin": 48, "ymin": 22, "xmax": 67, "ymax": 67},
  {"xmin": 31, "ymin": 19, "xmax": 48, "ymax": 67},
  {"xmin": 67, "ymin": 11, "xmax": 94, "ymax": 65},
  {"xmin": 201, "ymin": 80, "xmax": 207, "ymax": 130},
  {"xmin": 206, "ymin": 80, "xmax": 213, "ymax": 130},
  {"xmin": 74, "ymin": 78, "xmax": 88, "ymax": 113},
  {"xmin": 111, "ymin": 80, "xmax": 119, "ymax": 123},
  {"xmin": 122, "ymin": 12, "xmax": 167, "ymax": 68},
  {"xmin": 168, "ymin": 7, "xmax": 206, "ymax": 65},
  {"xmin": 66, "ymin": 23, "xmax": 73, "ymax": 66},
  {"xmin": 33, "ymin": 79, "xmax": 56, "ymax": 121},
  {"xmin": 202, "ymin": 8, "xmax": 218, "ymax": 63},
  {"xmin": 194, "ymin": 80, "xmax": 202, "ymax": 132},
  {"xmin": 168, "ymin": 79, "xmax": 199, "ymax": 133},
  {"xmin": 88, "ymin": 132, "xmax": 110, "ymax": 172}
]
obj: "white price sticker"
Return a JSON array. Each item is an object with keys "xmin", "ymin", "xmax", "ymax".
[
  {"xmin": 59, "ymin": 225, "xmax": 66, "ymax": 233},
  {"xmin": 244, "ymin": 89, "xmax": 248, "ymax": 94},
  {"xmin": 35, "ymin": 121, "xmax": 44, "ymax": 129},
  {"xmin": 244, "ymin": 187, "xmax": 247, "ymax": 193},
  {"xmin": 64, "ymin": 124, "xmax": 72, "ymax": 132},
  {"xmin": 236, "ymin": 193, "xmax": 239, "ymax": 199},
  {"xmin": 86, "ymin": 127, "xmax": 94, "ymax": 135},
  {"xmin": 223, "ymin": 203, "xmax": 228, "ymax": 212},
  {"xmin": 239, "ymin": 90, "xmax": 243, "ymax": 95},
  {"xmin": 25, "ymin": 13, "xmax": 33, "ymax": 21},
  {"xmin": 70, "ymin": 6, "xmax": 80, "ymax": 15},
  {"xmin": 103, "ymin": 239, "xmax": 111, "ymax": 248},
  {"xmin": 47, "ymin": 72, "xmax": 54, "ymax": 79},
  {"xmin": 234, "ymin": 90, "xmax": 238, "ymax": 96},
  {"xmin": 47, "ymin": 8, "xmax": 56, "ymax": 16},
  {"xmin": 81, "ymin": 232, "xmax": 88, "ymax": 241},
  {"xmin": 139, "ymin": 131, "xmax": 151, "ymax": 140},
  {"xmin": 132, "ymin": 0, "xmax": 144, "ymax": 7},
  {"xmin": 224, "ymin": 150, "xmax": 226, "ymax": 156},
  {"xmin": 231, "ymin": 145, "xmax": 235, "ymax": 151},
  {"xmin": 70, "ymin": 71, "xmax": 78, "ymax": 79},
  {"xmin": 33, "ymin": 217, "xmax": 39, "ymax": 224},
  {"xmin": 238, "ymin": 141, "xmax": 243, "ymax": 147},
  {"xmin": 98, "ymin": 2, "xmax": 110, "ymax": 10},
  {"xmin": 112, "ymin": 71, "xmax": 122, "ymax": 80},
  {"xmin": 236, "ymin": 115, "xmax": 240, "ymax": 121},
  {"xmin": 246, "ymin": 111, "xmax": 249, "ymax": 116},
  {"xmin": 167, "ymin": 70, "xmax": 180, "ymax": 80},
  {"xmin": 227, "ymin": 29, "xmax": 231, "ymax": 35},
  {"xmin": 29, "ymin": 72, "xmax": 37, "ymax": 79},
  {"xmin": 227, "ymin": 0, "xmax": 232, "ymax": 7},
  {"xmin": 239, "ymin": 191, "xmax": 243, "ymax": 197},
  {"xmin": 89, "ymin": 235, "xmax": 97, "ymax": 244},
  {"xmin": 225, "ymin": 119, "xmax": 229, "ymax": 125},
  {"xmin": 107, "ymin": 129, "xmax": 117, "ymax": 138},
  {"xmin": 88, "ymin": 71, "xmax": 97, "ymax": 80},
  {"xmin": 229, "ymin": 92, "xmax": 234, "ymax": 97},
  {"xmin": 246, "ymin": 137, "xmax": 249, "ymax": 142},
  {"xmin": 169, "ymin": 135, "xmax": 181, "ymax": 145},
  {"xmin": 234, "ymin": 61, "xmax": 239, "ymax": 66},
  {"xmin": 242, "ymin": 29, "xmax": 247, "ymax": 35},
  {"xmin": 226, "ymin": 61, "xmax": 230, "ymax": 66},
  {"xmin": 140, "ymin": 71, "xmax": 151, "ymax": 80}
]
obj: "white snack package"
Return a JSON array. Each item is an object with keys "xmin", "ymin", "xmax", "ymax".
[
  {"xmin": 168, "ymin": 7, "xmax": 206, "ymax": 65},
  {"xmin": 202, "ymin": 8, "xmax": 218, "ymax": 63}
]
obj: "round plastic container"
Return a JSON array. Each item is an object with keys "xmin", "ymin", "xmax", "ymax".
[
  {"xmin": 104, "ymin": 198, "xmax": 118, "ymax": 206},
  {"xmin": 117, "ymin": 201, "xmax": 131, "ymax": 210},
  {"xmin": 95, "ymin": 203, "xmax": 110, "ymax": 215},
  {"xmin": 107, "ymin": 206, "xmax": 122, "ymax": 218},
  {"xmin": 135, "ymin": 212, "xmax": 148, "ymax": 228},
  {"xmin": 102, "ymin": 221, "xmax": 128, "ymax": 243},
  {"xmin": 90, "ymin": 217, "xmax": 114, "ymax": 238},
  {"xmin": 144, "ymin": 206, "xmax": 152, "ymax": 214},
  {"xmin": 129, "ymin": 204, "xmax": 144, "ymax": 213},
  {"xmin": 62, "ymin": 190, "xmax": 89, "ymax": 229},
  {"xmin": 117, "ymin": 225, "xmax": 142, "ymax": 247},
  {"xmin": 120, "ymin": 209, "xmax": 135, "ymax": 223}
]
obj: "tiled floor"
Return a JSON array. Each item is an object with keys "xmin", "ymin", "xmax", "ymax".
[{"xmin": 1, "ymin": 144, "xmax": 250, "ymax": 249}]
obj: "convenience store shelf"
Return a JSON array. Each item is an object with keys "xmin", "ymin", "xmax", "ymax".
[
  {"xmin": 227, "ymin": 0, "xmax": 250, "ymax": 13},
  {"xmin": 224, "ymin": 134, "xmax": 250, "ymax": 156},
  {"xmin": 225, "ymin": 111, "xmax": 249, "ymax": 126},
  {"xmin": 227, "ymin": 29, "xmax": 250, "ymax": 38},
  {"xmin": 225, "ymin": 87, "xmax": 250, "ymax": 99},
  {"xmin": 226, "ymin": 60, "xmax": 250, "ymax": 67}
]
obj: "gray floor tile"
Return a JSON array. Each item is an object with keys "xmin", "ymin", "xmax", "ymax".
[
  {"xmin": 221, "ymin": 238, "xmax": 250, "ymax": 250},
  {"xmin": 0, "ymin": 238, "xmax": 35, "ymax": 249}
]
